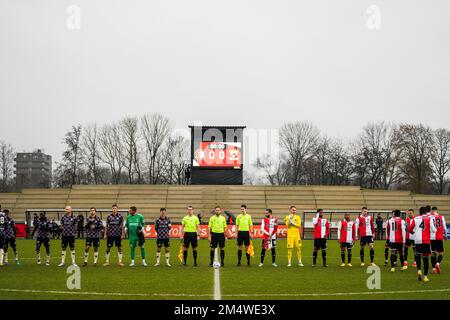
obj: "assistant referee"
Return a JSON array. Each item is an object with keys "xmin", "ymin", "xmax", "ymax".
[
  {"xmin": 236, "ymin": 204, "xmax": 253, "ymax": 266},
  {"xmin": 208, "ymin": 206, "xmax": 227, "ymax": 267}
]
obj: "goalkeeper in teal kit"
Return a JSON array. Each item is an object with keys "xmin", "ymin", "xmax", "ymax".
[{"xmin": 125, "ymin": 206, "xmax": 147, "ymax": 267}]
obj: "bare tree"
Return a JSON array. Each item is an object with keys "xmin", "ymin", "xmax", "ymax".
[
  {"xmin": 99, "ymin": 123, "xmax": 125, "ymax": 184},
  {"xmin": 0, "ymin": 141, "xmax": 15, "ymax": 192},
  {"xmin": 352, "ymin": 122, "xmax": 400, "ymax": 189},
  {"xmin": 255, "ymin": 154, "xmax": 291, "ymax": 185},
  {"xmin": 82, "ymin": 124, "xmax": 105, "ymax": 184},
  {"xmin": 159, "ymin": 135, "xmax": 189, "ymax": 184},
  {"xmin": 120, "ymin": 116, "xmax": 142, "ymax": 184},
  {"xmin": 394, "ymin": 124, "xmax": 434, "ymax": 193},
  {"xmin": 279, "ymin": 121, "xmax": 320, "ymax": 184},
  {"xmin": 141, "ymin": 114, "xmax": 170, "ymax": 184},
  {"xmin": 430, "ymin": 128, "xmax": 450, "ymax": 194},
  {"xmin": 54, "ymin": 125, "xmax": 83, "ymax": 187}
]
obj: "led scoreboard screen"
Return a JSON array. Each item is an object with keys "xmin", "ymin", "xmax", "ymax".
[{"xmin": 193, "ymin": 141, "xmax": 242, "ymax": 168}]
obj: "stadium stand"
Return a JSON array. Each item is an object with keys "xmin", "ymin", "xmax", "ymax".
[{"xmin": 1, "ymin": 185, "xmax": 450, "ymax": 222}]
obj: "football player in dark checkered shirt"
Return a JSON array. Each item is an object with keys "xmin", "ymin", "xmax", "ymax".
[
  {"xmin": 0, "ymin": 210, "xmax": 6, "ymax": 266},
  {"xmin": 103, "ymin": 204, "xmax": 125, "ymax": 266},
  {"xmin": 83, "ymin": 207, "xmax": 103, "ymax": 266},
  {"xmin": 2, "ymin": 210, "xmax": 19, "ymax": 265},
  {"xmin": 58, "ymin": 206, "xmax": 78, "ymax": 267},
  {"xmin": 154, "ymin": 208, "xmax": 172, "ymax": 266},
  {"xmin": 31, "ymin": 212, "xmax": 52, "ymax": 266}
]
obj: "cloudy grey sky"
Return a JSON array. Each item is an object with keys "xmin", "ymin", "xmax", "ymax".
[{"xmin": 1, "ymin": 0, "xmax": 449, "ymax": 162}]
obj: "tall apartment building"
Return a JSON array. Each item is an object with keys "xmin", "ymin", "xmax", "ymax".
[{"xmin": 14, "ymin": 149, "xmax": 52, "ymax": 189}]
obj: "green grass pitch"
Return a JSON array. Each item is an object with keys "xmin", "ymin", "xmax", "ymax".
[{"xmin": 0, "ymin": 239, "xmax": 449, "ymax": 300}]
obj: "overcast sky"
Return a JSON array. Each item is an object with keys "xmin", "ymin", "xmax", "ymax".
[{"xmin": 1, "ymin": 0, "xmax": 449, "ymax": 163}]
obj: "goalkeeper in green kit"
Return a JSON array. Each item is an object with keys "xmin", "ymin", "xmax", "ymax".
[{"xmin": 125, "ymin": 206, "xmax": 147, "ymax": 267}]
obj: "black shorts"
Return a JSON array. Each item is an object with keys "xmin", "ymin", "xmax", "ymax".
[
  {"xmin": 4, "ymin": 238, "xmax": 16, "ymax": 248},
  {"xmin": 107, "ymin": 236, "xmax": 122, "ymax": 248},
  {"xmin": 183, "ymin": 232, "xmax": 198, "ymax": 248},
  {"xmin": 415, "ymin": 243, "xmax": 432, "ymax": 255},
  {"xmin": 210, "ymin": 233, "xmax": 226, "ymax": 248},
  {"xmin": 237, "ymin": 231, "xmax": 250, "ymax": 246},
  {"xmin": 61, "ymin": 236, "xmax": 75, "ymax": 250},
  {"xmin": 405, "ymin": 239, "xmax": 415, "ymax": 247},
  {"xmin": 361, "ymin": 236, "xmax": 374, "ymax": 245},
  {"xmin": 389, "ymin": 242, "xmax": 404, "ymax": 251},
  {"xmin": 340, "ymin": 242, "xmax": 353, "ymax": 249},
  {"xmin": 431, "ymin": 240, "xmax": 444, "ymax": 252},
  {"xmin": 157, "ymin": 238, "xmax": 170, "ymax": 248},
  {"xmin": 314, "ymin": 238, "xmax": 327, "ymax": 250},
  {"xmin": 36, "ymin": 237, "xmax": 50, "ymax": 251},
  {"xmin": 86, "ymin": 237, "xmax": 100, "ymax": 248}
]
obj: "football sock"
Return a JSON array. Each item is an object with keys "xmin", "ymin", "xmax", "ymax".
[
  {"xmin": 322, "ymin": 250, "xmax": 327, "ymax": 265},
  {"xmin": 415, "ymin": 253, "xmax": 422, "ymax": 270},
  {"xmin": 313, "ymin": 250, "xmax": 318, "ymax": 264},
  {"xmin": 370, "ymin": 249, "xmax": 374, "ymax": 263},
  {"xmin": 348, "ymin": 249, "xmax": 352, "ymax": 263},
  {"xmin": 156, "ymin": 252, "xmax": 161, "ymax": 264},
  {"xmin": 390, "ymin": 252, "xmax": 397, "ymax": 268},
  {"xmin": 287, "ymin": 248, "xmax": 292, "ymax": 263},
  {"xmin": 4, "ymin": 252, "xmax": 8, "ymax": 263},
  {"xmin": 183, "ymin": 251, "xmax": 187, "ymax": 263},
  {"xmin": 404, "ymin": 247, "xmax": 409, "ymax": 262},
  {"xmin": 118, "ymin": 252, "xmax": 123, "ymax": 263},
  {"xmin": 84, "ymin": 252, "xmax": 89, "ymax": 263},
  {"xmin": 140, "ymin": 247, "xmax": 145, "ymax": 259},
  {"xmin": 70, "ymin": 250, "xmax": 76, "ymax": 264},
  {"xmin": 246, "ymin": 252, "xmax": 250, "ymax": 263},
  {"xmin": 220, "ymin": 250, "xmax": 225, "ymax": 264},
  {"xmin": 260, "ymin": 249, "xmax": 266, "ymax": 263},
  {"xmin": 61, "ymin": 251, "xmax": 66, "ymax": 264},
  {"xmin": 105, "ymin": 253, "xmax": 110, "ymax": 263},
  {"xmin": 423, "ymin": 256, "xmax": 429, "ymax": 276},
  {"xmin": 296, "ymin": 247, "xmax": 302, "ymax": 262},
  {"xmin": 431, "ymin": 252, "xmax": 437, "ymax": 268},
  {"xmin": 46, "ymin": 255, "xmax": 50, "ymax": 264},
  {"xmin": 237, "ymin": 249, "xmax": 242, "ymax": 263},
  {"xmin": 0, "ymin": 249, "xmax": 4, "ymax": 264},
  {"xmin": 37, "ymin": 252, "xmax": 41, "ymax": 262},
  {"xmin": 384, "ymin": 248, "xmax": 389, "ymax": 261},
  {"xmin": 93, "ymin": 252, "xmax": 98, "ymax": 264},
  {"xmin": 210, "ymin": 250, "xmax": 215, "ymax": 264},
  {"xmin": 360, "ymin": 249, "xmax": 365, "ymax": 262},
  {"xmin": 193, "ymin": 250, "xmax": 198, "ymax": 264},
  {"xmin": 165, "ymin": 253, "xmax": 170, "ymax": 264},
  {"xmin": 437, "ymin": 254, "xmax": 443, "ymax": 264},
  {"xmin": 399, "ymin": 252, "xmax": 405, "ymax": 266},
  {"xmin": 130, "ymin": 246, "xmax": 135, "ymax": 260},
  {"xmin": 341, "ymin": 250, "xmax": 345, "ymax": 263},
  {"xmin": 271, "ymin": 249, "xmax": 276, "ymax": 263}
]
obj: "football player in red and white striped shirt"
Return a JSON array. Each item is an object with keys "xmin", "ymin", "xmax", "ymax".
[
  {"xmin": 259, "ymin": 209, "xmax": 278, "ymax": 267},
  {"xmin": 430, "ymin": 206, "xmax": 447, "ymax": 274},
  {"xmin": 386, "ymin": 210, "xmax": 407, "ymax": 272},
  {"xmin": 312, "ymin": 209, "xmax": 330, "ymax": 267},
  {"xmin": 410, "ymin": 206, "xmax": 437, "ymax": 282},
  {"xmin": 355, "ymin": 207, "xmax": 376, "ymax": 266},
  {"xmin": 337, "ymin": 213, "xmax": 356, "ymax": 267},
  {"xmin": 404, "ymin": 209, "xmax": 416, "ymax": 267}
]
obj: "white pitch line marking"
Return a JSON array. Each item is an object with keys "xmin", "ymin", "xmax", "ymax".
[
  {"xmin": 214, "ymin": 247, "xmax": 222, "ymax": 300},
  {"xmin": 1, "ymin": 288, "xmax": 449, "ymax": 298}
]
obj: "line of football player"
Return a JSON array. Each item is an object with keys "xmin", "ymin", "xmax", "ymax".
[{"xmin": 0, "ymin": 204, "xmax": 446, "ymax": 282}]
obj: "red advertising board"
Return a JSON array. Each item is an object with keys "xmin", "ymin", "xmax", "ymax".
[
  {"xmin": 193, "ymin": 142, "xmax": 241, "ymax": 168},
  {"xmin": 142, "ymin": 224, "xmax": 287, "ymax": 239}
]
